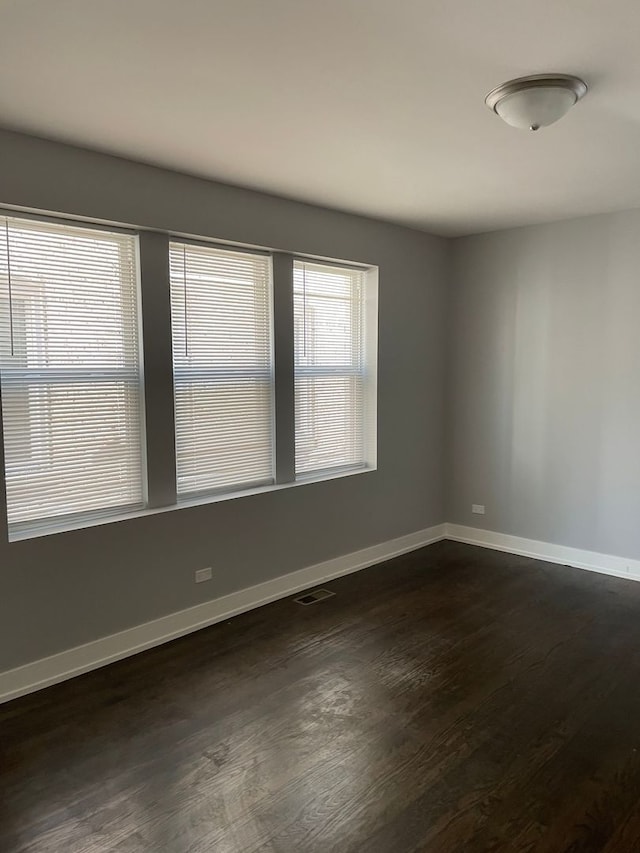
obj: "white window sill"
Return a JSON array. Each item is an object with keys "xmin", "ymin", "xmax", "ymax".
[{"xmin": 7, "ymin": 464, "xmax": 377, "ymax": 542}]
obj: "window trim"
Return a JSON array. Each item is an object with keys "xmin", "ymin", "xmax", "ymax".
[{"xmin": 0, "ymin": 208, "xmax": 378, "ymax": 542}]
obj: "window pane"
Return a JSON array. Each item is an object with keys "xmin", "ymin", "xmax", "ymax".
[
  {"xmin": 170, "ymin": 242, "xmax": 274, "ymax": 496},
  {"xmin": 294, "ymin": 261, "xmax": 369, "ymax": 476},
  {"xmin": 0, "ymin": 218, "xmax": 144, "ymax": 530}
]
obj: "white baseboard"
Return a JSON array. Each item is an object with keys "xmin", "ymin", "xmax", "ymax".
[
  {"xmin": 0, "ymin": 523, "xmax": 446, "ymax": 705},
  {"xmin": 9, "ymin": 520, "xmax": 638, "ymax": 707},
  {"xmin": 445, "ymin": 523, "xmax": 640, "ymax": 582}
]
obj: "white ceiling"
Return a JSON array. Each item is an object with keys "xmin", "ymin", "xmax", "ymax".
[{"xmin": 1, "ymin": 0, "xmax": 639, "ymax": 236}]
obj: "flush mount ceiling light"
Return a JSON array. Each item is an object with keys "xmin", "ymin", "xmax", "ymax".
[{"xmin": 485, "ymin": 74, "xmax": 588, "ymax": 131}]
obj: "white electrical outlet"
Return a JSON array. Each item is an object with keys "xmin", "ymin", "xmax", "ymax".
[
  {"xmin": 195, "ymin": 567, "xmax": 213, "ymax": 583},
  {"xmin": 472, "ymin": 504, "xmax": 485, "ymax": 515}
]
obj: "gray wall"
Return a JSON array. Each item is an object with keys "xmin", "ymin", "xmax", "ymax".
[
  {"xmin": 0, "ymin": 130, "xmax": 448, "ymax": 672},
  {"xmin": 448, "ymin": 210, "xmax": 640, "ymax": 560}
]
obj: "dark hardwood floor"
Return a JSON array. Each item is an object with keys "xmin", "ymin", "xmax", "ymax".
[{"xmin": 4, "ymin": 540, "xmax": 640, "ymax": 852}]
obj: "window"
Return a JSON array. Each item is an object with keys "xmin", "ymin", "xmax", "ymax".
[
  {"xmin": 294, "ymin": 260, "xmax": 376, "ymax": 477},
  {"xmin": 0, "ymin": 209, "xmax": 377, "ymax": 539},
  {"xmin": 169, "ymin": 242, "xmax": 274, "ymax": 498},
  {"xmin": 0, "ymin": 216, "xmax": 144, "ymax": 533}
]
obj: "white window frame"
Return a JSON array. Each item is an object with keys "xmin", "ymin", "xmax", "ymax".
[
  {"xmin": 0, "ymin": 213, "xmax": 148, "ymax": 540},
  {"xmin": 169, "ymin": 238, "xmax": 276, "ymax": 500},
  {"xmin": 293, "ymin": 259, "xmax": 377, "ymax": 479}
]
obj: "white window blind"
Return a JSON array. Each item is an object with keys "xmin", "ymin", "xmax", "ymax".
[
  {"xmin": 169, "ymin": 242, "xmax": 274, "ymax": 497},
  {"xmin": 0, "ymin": 216, "xmax": 144, "ymax": 532},
  {"xmin": 294, "ymin": 260, "xmax": 373, "ymax": 477}
]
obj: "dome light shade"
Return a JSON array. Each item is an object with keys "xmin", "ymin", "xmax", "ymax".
[{"xmin": 485, "ymin": 74, "xmax": 587, "ymax": 131}]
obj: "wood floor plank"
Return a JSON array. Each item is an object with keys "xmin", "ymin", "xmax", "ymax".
[{"xmin": 4, "ymin": 541, "xmax": 640, "ymax": 851}]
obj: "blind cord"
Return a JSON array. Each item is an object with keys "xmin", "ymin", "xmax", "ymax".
[{"xmin": 4, "ymin": 219, "xmax": 15, "ymax": 357}]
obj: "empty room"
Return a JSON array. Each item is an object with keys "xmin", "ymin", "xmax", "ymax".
[{"xmin": 2, "ymin": 1, "xmax": 640, "ymax": 851}]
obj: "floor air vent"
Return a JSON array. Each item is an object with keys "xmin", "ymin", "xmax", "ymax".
[{"xmin": 294, "ymin": 588, "xmax": 336, "ymax": 605}]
